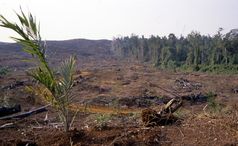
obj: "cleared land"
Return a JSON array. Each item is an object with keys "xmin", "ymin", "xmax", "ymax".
[{"xmin": 0, "ymin": 40, "xmax": 238, "ymax": 145}]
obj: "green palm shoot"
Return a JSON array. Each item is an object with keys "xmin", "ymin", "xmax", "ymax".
[{"xmin": 0, "ymin": 9, "xmax": 76, "ymax": 132}]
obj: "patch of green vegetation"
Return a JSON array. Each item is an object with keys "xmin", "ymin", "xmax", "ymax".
[
  {"xmin": 178, "ymin": 64, "xmax": 238, "ymax": 74},
  {"xmin": 0, "ymin": 95, "xmax": 10, "ymax": 107},
  {"xmin": 173, "ymin": 108, "xmax": 191, "ymax": 119},
  {"xmin": 156, "ymin": 95, "xmax": 164, "ymax": 99},
  {"xmin": 198, "ymin": 64, "xmax": 238, "ymax": 74},
  {"xmin": 0, "ymin": 93, "xmax": 17, "ymax": 108},
  {"xmin": 95, "ymin": 114, "xmax": 112, "ymax": 130},
  {"xmin": 0, "ymin": 67, "xmax": 9, "ymax": 76},
  {"xmin": 206, "ymin": 92, "xmax": 222, "ymax": 113}
]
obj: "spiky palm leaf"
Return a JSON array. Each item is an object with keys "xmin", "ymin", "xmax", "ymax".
[
  {"xmin": 58, "ymin": 56, "xmax": 76, "ymax": 93},
  {"xmin": 0, "ymin": 9, "xmax": 53, "ymax": 80},
  {"xmin": 54, "ymin": 56, "xmax": 76, "ymax": 108}
]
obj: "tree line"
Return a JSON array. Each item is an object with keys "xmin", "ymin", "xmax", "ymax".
[{"xmin": 112, "ymin": 29, "xmax": 238, "ymax": 72}]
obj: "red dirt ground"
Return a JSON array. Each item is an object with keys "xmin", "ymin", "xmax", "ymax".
[{"xmin": 1, "ymin": 59, "xmax": 238, "ymax": 146}]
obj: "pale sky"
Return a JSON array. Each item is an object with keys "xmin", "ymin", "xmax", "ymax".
[{"xmin": 0, "ymin": 0, "xmax": 238, "ymax": 42}]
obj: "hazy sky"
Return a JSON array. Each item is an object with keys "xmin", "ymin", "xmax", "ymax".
[{"xmin": 0, "ymin": 0, "xmax": 238, "ymax": 42}]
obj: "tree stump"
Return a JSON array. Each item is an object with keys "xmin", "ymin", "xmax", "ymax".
[{"xmin": 141, "ymin": 98, "xmax": 182, "ymax": 127}]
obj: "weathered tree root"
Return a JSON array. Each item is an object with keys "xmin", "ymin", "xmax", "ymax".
[{"xmin": 141, "ymin": 98, "xmax": 182, "ymax": 127}]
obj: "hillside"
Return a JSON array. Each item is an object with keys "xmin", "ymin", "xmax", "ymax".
[{"xmin": 0, "ymin": 39, "xmax": 112, "ymax": 69}]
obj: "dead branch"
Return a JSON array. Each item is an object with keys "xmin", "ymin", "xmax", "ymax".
[
  {"xmin": 0, "ymin": 123, "xmax": 14, "ymax": 129},
  {"xmin": 0, "ymin": 104, "xmax": 50, "ymax": 120}
]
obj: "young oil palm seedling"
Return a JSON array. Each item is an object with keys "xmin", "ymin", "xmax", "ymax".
[{"xmin": 0, "ymin": 9, "xmax": 76, "ymax": 132}]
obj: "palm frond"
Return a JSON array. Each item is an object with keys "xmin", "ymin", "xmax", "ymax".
[
  {"xmin": 27, "ymin": 67, "xmax": 56, "ymax": 93},
  {"xmin": 1, "ymin": 9, "xmax": 77, "ymax": 132},
  {"xmin": 58, "ymin": 56, "xmax": 76, "ymax": 91}
]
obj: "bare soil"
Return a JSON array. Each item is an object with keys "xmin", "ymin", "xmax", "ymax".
[{"xmin": 0, "ymin": 48, "xmax": 238, "ymax": 145}]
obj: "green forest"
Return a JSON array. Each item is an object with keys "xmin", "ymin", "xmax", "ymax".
[{"xmin": 112, "ymin": 28, "xmax": 238, "ymax": 73}]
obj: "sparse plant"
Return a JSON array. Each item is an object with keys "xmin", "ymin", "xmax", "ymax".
[
  {"xmin": 0, "ymin": 9, "xmax": 76, "ymax": 132},
  {"xmin": 127, "ymin": 112, "xmax": 140, "ymax": 120},
  {"xmin": 0, "ymin": 94, "xmax": 11, "ymax": 107},
  {"xmin": 0, "ymin": 67, "xmax": 9, "ymax": 76},
  {"xmin": 95, "ymin": 114, "xmax": 111, "ymax": 130},
  {"xmin": 206, "ymin": 92, "xmax": 222, "ymax": 113},
  {"xmin": 173, "ymin": 108, "xmax": 190, "ymax": 119}
]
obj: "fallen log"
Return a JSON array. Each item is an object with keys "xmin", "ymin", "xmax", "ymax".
[
  {"xmin": 0, "ymin": 104, "xmax": 21, "ymax": 117},
  {"xmin": 141, "ymin": 98, "xmax": 182, "ymax": 127},
  {"xmin": 0, "ymin": 104, "xmax": 50, "ymax": 120},
  {"xmin": 181, "ymin": 93, "xmax": 209, "ymax": 104}
]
